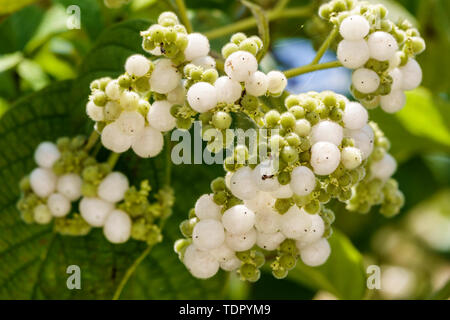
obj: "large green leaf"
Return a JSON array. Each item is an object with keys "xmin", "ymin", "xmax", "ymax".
[
  {"xmin": 288, "ymin": 230, "xmax": 367, "ymax": 300},
  {"xmin": 0, "ymin": 19, "xmax": 228, "ymax": 299}
]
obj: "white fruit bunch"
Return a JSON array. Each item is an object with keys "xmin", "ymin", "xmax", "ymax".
[
  {"xmin": 17, "ymin": 138, "xmax": 91, "ymax": 234},
  {"xmin": 319, "ymin": 0, "xmax": 425, "ymax": 113}
]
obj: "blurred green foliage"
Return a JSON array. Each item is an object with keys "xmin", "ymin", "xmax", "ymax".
[{"xmin": 0, "ymin": 0, "xmax": 448, "ymax": 300}]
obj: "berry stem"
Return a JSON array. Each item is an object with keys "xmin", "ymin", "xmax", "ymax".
[
  {"xmin": 311, "ymin": 26, "xmax": 339, "ymax": 65},
  {"xmin": 175, "ymin": 0, "xmax": 193, "ymax": 34},
  {"xmin": 84, "ymin": 131, "xmax": 99, "ymax": 152},
  {"xmin": 283, "ymin": 60, "xmax": 342, "ymax": 78},
  {"xmin": 112, "ymin": 245, "xmax": 154, "ymax": 300},
  {"xmin": 107, "ymin": 152, "xmax": 121, "ymax": 169},
  {"xmin": 204, "ymin": 6, "xmax": 312, "ymax": 40}
]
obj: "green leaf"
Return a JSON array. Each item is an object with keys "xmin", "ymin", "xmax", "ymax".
[
  {"xmin": 428, "ymin": 280, "xmax": 450, "ymax": 300},
  {"xmin": 0, "ymin": 19, "xmax": 229, "ymax": 299},
  {"xmin": 0, "ymin": 52, "xmax": 23, "ymax": 72},
  {"xmin": 288, "ymin": 230, "xmax": 367, "ymax": 300},
  {"xmin": 16, "ymin": 59, "xmax": 50, "ymax": 91}
]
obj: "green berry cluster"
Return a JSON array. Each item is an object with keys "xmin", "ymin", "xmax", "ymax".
[
  {"xmin": 236, "ymin": 249, "xmax": 265, "ymax": 282},
  {"xmin": 53, "ymin": 136, "xmax": 97, "ymax": 175},
  {"xmin": 270, "ymin": 239, "xmax": 299, "ymax": 279},
  {"xmin": 221, "ymin": 33, "xmax": 263, "ymax": 58},
  {"xmin": 140, "ymin": 12, "xmax": 189, "ymax": 64}
]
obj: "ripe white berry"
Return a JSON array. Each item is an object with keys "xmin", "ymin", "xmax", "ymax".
[
  {"xmin": 187, "ymin": 82, "xmax": 218, "ymax": 113},
  {"xmin": 194, "ymin": 194, "xmax": 222, "ymax": 220},
  {"xmin": 191, "ymin": 56, "xmax": 216, "ymax": 70},
  {"xmin": 389, "ymin": 68, "xmax": 403, "ymax": 91},
  {"xmin": 310, "ymin": 142, "xmax": 341, "ymax": 175},
  {"xmin": 101, "ymin": 122, "xmax": 134, "ymax": 153},
  {"xmin": 119, "ymin": 91, "xmax": 140, "ymax": 111},
  {"xmin": 103, "ymin": 209, "xmax": 132, "ymax": 244},
  {"xmin": 214, "ymin": 76, "xmax": 242, "ymax": 104},
  {"xmin": 244, "ymin": 191, "xmax": 276, "ymax": 212},
  {"xmin": 220, "ymin": 256, "xmax": 242, "ymax": 271},
  {"xmin": 270, "ymin": 184, "xmax": 293, "ymax": 199},
  {"xmin": 131, "ymin": 126, "xmax": 164, "ymax": 158},
  {"xmin": 254, "ymin": 207, "xmax": 281, "ymax": 234},
  {"xmin": 252, "ymin": 160, "xmax": 280, "ymax": 192},
  {"xmin": 229, "ymin": 166, "xmax": 258, "ymax": 200},
  {"xmin": 245, "ymin": 71, "xmax": 269, "ymax": 96},
  {"xmin": 300, "ymin": 238, "xmax": 330, "ymax": 267},
  {"xmin": 125, "ymin": 54, "xmax": 150, "ymax": 77},
  {"xmin": 380, "ymin": 90, "xmax": 406, "ymax": 113},
  {"xmin": 341, "ymin": 147, "xmax": 363, "ymax": 170},
  {"xmin": 105, "ymin": 80, "xmax": 121, "ymax": 100},
  {"xmin": 400, "ymin": 59, "xmax": 422, "ymax": 91},
  {"xmin": 193, "ymin": 219, "xmax": 225, "ymax": 250},
  {"xmin": 115, "ymin": 111, "xmax": 146, "ymax": 136},
  {"xmin": 47, "ymin": 193, "xmax": 71, "ymax": 217},
  {"xmin": 210, "ymin": 243, "xmax": 235, "ymax": 262},
  {"xmin": 167, "ymin": 83, "xmax": 185, "ymax": 105},
  {"xmin": 184, "ymin": 33, "xmax": 210, "ymax": 61},
  {"xmin": 147, "ymin": 100, "xmax": 176, "ymax": 132},
  {"xmin": 183, "ymin": 244, "xmax": 219, "ymax": 279},
  {"xmin": 339, "ymin": 15, "xmax": 370, "ymax": 40},
  {"xmin": 311, "ymin": 120, "xmax": 344, "ymax": 146},
  {"xmin": 297, "ymin": 214, "xmax": 325, "ymax": 245},
  {"xmin": 98, "ymin": 172, "xmax": 129, "ymax": 203},
  {"xmin": 224, "ymin": 51, "xmax": 258, "ymax": 82},
  {"xmin": 149, "ymin": 59, "xmax": 181, "ymax": 94},
  {"xmin": 343, "ymin": 102, "xmax": 368, "ymax": 130},
  {"xmin": 34, "ymin": 142, "xmax": 61, "ymax": 169},
  {"xmin": 79, "ymin": 197, "xmax": 114, "ymax": 227},
  {"xmin": 57, "ymin": 174, "xmax": 82, "ymax": 201},
  {"xmin": 266, "ymin": 71, "xmax": 287, "ymax": 94},
  {"xmin": 371, "ymin": 153, "xmax": 397, "ymax": 181},
  {"xmin": 294, "ymin": 119, "xmax": 312, "ymax": 137},
  {"xmin": 345, "ymin": 125, "xmax": 374, "ymax": 160},
  {"xmin": 222, "ymin": 205, "xmax": 255, "ymax": 235},
  {"xmin": 30, "ymin": 168, "xmax": 57, "ymax": 198},
  {"xmin": 280, "ymin": 206, "xmax": 312, "ymax": 240},
  {"xmin": 225, "ymin": 228, "xmax": 257, "ymax": 252},
  {"xmin": 104, "ymin": 101, "xmax": 121, "ymax": 121},
  {"xmin": 352, "ymin": 68, "xmax": 380, "ymax": 94},
  {"xmin": 256, "ymin": 231, "xmax": 285, "ymax": 251},
  {"xmin": 86, "ymin": 101, "xmax": 105, "ymax": 122},
  {"xmin": 337, "ymin": 40, "xmax": 370, "ymax": 69},
  {"xmin": 367, "ymin": 31, "xmax": 398, "ymax": 61},
  {"xmin": 33, "ymin": 204, "xmax": 52, "ymax": 224},
  {"xmin": 290, "ymin": 166, "xmax": 316, "ymax": 196}
]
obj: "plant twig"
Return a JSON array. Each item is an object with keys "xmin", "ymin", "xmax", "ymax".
[
  {"xmin": 311, "ymin": 26, "xmax": 339, "ymax": 64},
  {"xmin": 175, "ymin": 0, "xmax": 193, "ymax": 33},
  {"xmin": 107, "ymin": 152, "xmax": 121, "ymax": 169},
  {"xmin": 84, "ymin": 131, "xmax": 99, "ymax": 152},
  {"xmin": 204, "ymin": 6, "xmax": 312, "ymax": 40},
  {"xmin": 283, "ymin": 61, "xmax": 342, "ymax": 78},
  {"xmin": 112, "ymin": 245, "xmax": 153, "ymax": 300}
]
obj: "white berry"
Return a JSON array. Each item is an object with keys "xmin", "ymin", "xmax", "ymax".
[
  {"xmin": 98, "ymin": 172, "xmax": 129, "ymax": 203},
  {"xmin": 147, "ymin": 100, "xmax": 176, "ymax": 132},
  {"xmin": 214, "ymin": 76, "xmax": 242, "ymax": 104},
  {"xmin": 245, "ymin": 71, "xmax": 269, "ymax": 96},
  {"xmin": 280, "ymin": 206, "xmax": 312, "ymax": 240},
  {"xmin": 380, "ymin": 90, "xmax": 406, "ymax": 113},
  {"xmin": 229, "ymin": 166, "xmax": 258, "ymax": 200},
  {"xmin": 194, "ymin": 194, "xmax": 222, "ymax": 220},
  {"xmin": 266, "ymin": 71, "xmax": 287, "ymax": 94},
  {"xmin": 34, "ymin": 142, "xmax": 61, "ymax": 169},
  {"xmin": 47, "ymin": 193, "xmax": 71, "ymax": 217},
  {"xmin": 225, "ymin": 228, "xmax": 257, "ymax": 252},
  {"xmin": 192, "ymin": 219, "xmax": 225, "ymax": 250},
  {"xmin": 300, "ymin": 238, "xmax": 331, "ymax": 267},
  {"xmin": 79, "ymin": 197, "xmax": 114, "ymax": 227},
  {"xmin": 310, "ymin": 142, "xmax": 341, "ymax": 175},
  {"xmin": 290, "ymin": 166, "xmax": 316, "ymax": 196},
  {"xmin": 367, "ymin": 31, "xmax": 398, "ymax": 61},
  {"xmin": 337, "ymin": 40, "xmax": 370, "ymax": 69},
  {"xmin": 311, "ymin": 120, "xmax": 344, "ymax": 146},
  {"xmin": 131, "ymin": 126, "xmax": 164, "ymax": 158},
  {"xmin": 224, "ymin": 51, "xmax": 258, "ymax": 82},
  {"xmin": 187, "ymin": 82, "xmax": 218, "ymax": 113},
  {"xmin": 339, "ymin": 15, "xmax": 370, "ymax": 40},
  {"xmin": 222, "ymin": 205, "xmax": 255, "ymax": 235},
  {"xmin": 400, "ymin": 59, "xmax": 422, "ymax": 91},
  {"xmin": 352, "ymin": 68, "xmax": 380, "ymax": 94},
  {"xmin": 184, "ymin": 33, "xmax": 210, "ymax": 61},
  {"xmin": 103, "ymin": 209, "xmax": 132, "ymax": 244},
  {"xmin": 343, "ymin": 101, "xmax": 368, "ymax": 130},
  {"xmin": 341, "ymin": 147, "xmax": 363, "ymax": 170},
  {"xmin": 57, "ymin": 174, "xmax": 82, "ymax": 201},
  {"xmin": 30, "ymin": 168, "xmax": 57, "ymax": 198}
]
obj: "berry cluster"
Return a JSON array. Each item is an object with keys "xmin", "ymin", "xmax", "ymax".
[
  {"xmin": 17, "ymin": 139, "xmax": 173, "ymax": 245},
  {"xmin": 175, "ymin": 90, "xmax": 402, "ymax": 280},
  {"xmin": 320, "ymin": 0, "xmax": 425, "ymax": 113}
]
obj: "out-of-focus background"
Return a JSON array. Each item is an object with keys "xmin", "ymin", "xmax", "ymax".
[{"xmin": 0, "ymin": 0, "xmax": 448, "ymax": 300}]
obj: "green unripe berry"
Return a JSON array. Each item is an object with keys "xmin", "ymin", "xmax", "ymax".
[
  {"xmin": 318, "ymin": 189, "xmax": 331, "ymax": 203},
  {"xmin": 90, "ymin": 80, "xmax": 101, "ymax": 90},
  {"xmin": 272, "ymin": 267, "xmax": 288, "ymax": 279},
  {"xmin": 93, "ymin": 91, "xmax": 107, "ymax": 107},
  {"xmin": 134, "ymin": 76, "xmax": 150, "ymax": 92},
  {"xmin": 221, "ymin": 43, "xmax": 239, "ymax": 59},
  {"xmin": 322, "ymin": 93, "xmax": 337, "ymax": 108},
  {"xmin": 329, "ymin": 107, "xmax": 343, "ymax": 122},
  {"xmin": 281, "ymin": 146, "xmax": 298, "ymax": 164},
  {"xmin": 275, "ymin": 198, "xmax": 292, "ymax": 214},
  {"xmin": 305, "ymin": 199, "xmax": 320, "ymax": 214},
  {"xmin": 278, "ymin": 171, "xmax": 291, "ymax": 185},
  {"xmin": 199, "ymin": 111, "xmax": 213, "ymax": 124},
  {"xmin": 213, "ymin": 191, "xmax": 228, "ymax": 205},
  {"xmin": 231, "ymin": 32, "xmax": 247, "ymax": 45},
  {"xmin": 289, "ymin": 106, "xmax": 306, "ymax": 119},
  {"xmin": 190, "ymin": 67, "xmax": 203, "ymax": 81},
  {"xmin": 212, "ymin": 111, "xmax": 232, "ymax": 129},
  {"xmin": 299, "ymin": 151, "xmax": 311, "ymax": 162},
  {"xmin": 211, "ymin": 177, "xmax": 226, "ymax": 192},
  {"xmin": 338, "ymin": 188, "xmax": 352, "ymax": 201},
  {"xmin": 164, "ymin": 27, "xmax": 177, "ymax": 42},
  {"xmin": 19, "ymin": 176, "xmax": 31, "ymax": 192},
  {"xmin": 241, "ymin": 94, "xmax": 259, "ymax": 111},
  {"xmin": 249, "ymin": 36, "xmax": 263, "ymax": 50},
  {"xmin": 99, "ymin": 77, "xmax": 111, "ymax": 91},
  {"xmin": 234, "ymin": 145, "xmax": 249, "ymax": 163},
  {"xmin": 285, "ymin": 95, "xmax": 301, "ymax": 108},
  {"xmin": 118, "ymin": 74, "xmax": 132, "ymax": 88},
  {"xmin": 175, "ymin": 33, "xmax": 189, "ymax": 51},
  {"xmin": 327, "ymin": 183, "xmax": 340, "ymax": 197},
  {"xmin": 201, "ymin": 69, "xmax": 219, "ymax": 84},
  {"xmin": 265, "ymin": 110, "xmax": 281, "ymax": 128},
  {"xmin": 224, "ymin": 156, "xmax": 237, "ymax": 172},
  {"xmin": 279, "ymin": 254, "xmax": 297, "ymax": 270},
  {"xmin": 180, "ymin": 219, "xmax": 195, "ymax": 237},
  {"xmin": 239, "ymin": 38, "xmax": 258, "ymax": 56},
  {"xmin": 279, "ymin": 239, "xmax": 297, "ymax": 255},
  {"xmin": 315, "ymin": 104, "xmax": 330, "ymax": 119},
  {"xmin": 338, "ymin": 173, "xmax": 352, "ymax": 187},
  {"xmin": 305, "ymin": 111, "xmax": 320, "ymax": 125},
  {"xmin": 253, "ymin": 250, "xmax": 266, "ymax": 268},
  {"xmin": 299, "ymin": 137, "xmax": 311, "ymax": 152},
  {"xmin": 280, "ymin": 112, "xmax": 296, "ymax": 129},
  {"xmin": 285, "ymin": 132, "xmax": 301, "ymax": 147},
  {"xmin": 236, "ymin": 250, "xmax": 251, "ymax": 262},
  {"xmin": 176, "ymin": 118, "xmax": 193, "ymax": 130},
  {"xmin": 81, "ymin": 182, "xmax": 97, "ymax": 197},
  {"xmin": 269, "ymin": 134, "xmax": 285, "ymax": 151}
]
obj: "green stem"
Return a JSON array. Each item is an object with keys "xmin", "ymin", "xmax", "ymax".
[
  {"xmin": 175, "ymin": 0, "xmax": 193, "ymax": 33},
  {"xmin": 107, "ymin": 152, "xmax": 120, "ymax": 169},
  {"xmin": 283, "ymin": 60, "xmax": 342, "ymax": 78},
  {"xmin": 84, "ymin": 131, "xmax": 99, "ymax": 152},
  {"xmin": 311, "ymin": 26, "xmax": 339, "ymax": 64},
  {"xmin": 112, "ymin": 245, "xmax": 153, "ymax": 300},
  {"xmin": 204, "ymin": 6, "xmax": 312, "ymax": 40}
]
